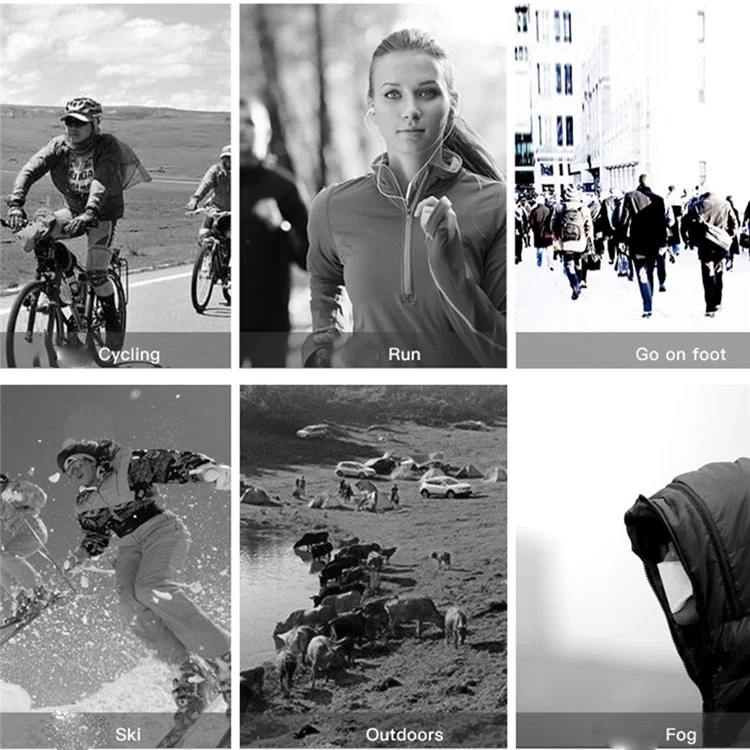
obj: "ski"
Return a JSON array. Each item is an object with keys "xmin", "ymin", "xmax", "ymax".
[
  {"xmin": 0, "ymin": 593, "xmax": 64, "ymax": 646},
  {"xmin": 156, "ymin": 693, "xmax": 227, "ymax": 748}
]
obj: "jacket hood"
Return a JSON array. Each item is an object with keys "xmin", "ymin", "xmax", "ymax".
[{"xmin": 625, "ymin": 458, "xmax": 750, "ymax": 745}]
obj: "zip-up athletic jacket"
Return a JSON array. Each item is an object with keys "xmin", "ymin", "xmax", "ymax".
[
  {"xmin": 306, "ymin": 148, "xmax": 506, "ymax": 367},
  {"xmin": 73, "ymin": 442, "xmax": 215, "ymax": 558},
  {"xmin": 7, "ymin": 134, "xmax": 151, "ymax": 221},
  {"xmin": 625, "ymin": 458, "xmax": 750, "ymax": 747}
]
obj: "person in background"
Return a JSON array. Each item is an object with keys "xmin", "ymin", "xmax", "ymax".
[
  {"xmin": 186, "ymin": 145, "xmax": 231, "ymax": 245},
  {"xmin": 529, "ymin": 194, "xmax": 554, "ymax": 270},
  {"xmin": 550, "ymin": 184, "xmax": 593, "ymax": 301}
]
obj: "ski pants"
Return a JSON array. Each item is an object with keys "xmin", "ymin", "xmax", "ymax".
[
  {"xmin": 0, "ymin": 515, "xmax": 46, "ymax": 591},
  {"xmin": 114, "ymin": 511, "xmax": 230, "ymax": 665}
]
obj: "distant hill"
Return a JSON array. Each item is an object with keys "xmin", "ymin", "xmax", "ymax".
[{"xmin": 1, "ymin": 105, "xmax": 230, "ymax": 182}]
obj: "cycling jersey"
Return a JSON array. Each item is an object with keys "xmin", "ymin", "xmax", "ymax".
[
  {"xmin": 8, "ymin": 134, "xmax": 150, "ymax": 221},
  {"xmin": 306, "ymin": 148, "xmax": 506, "ymax": 367}
]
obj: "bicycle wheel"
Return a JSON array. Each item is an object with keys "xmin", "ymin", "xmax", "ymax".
[
  {"xmin": 191, "ymin": 244, "xmax": 215, "ymax": 313},
  {"xmin": 221, "ymin": 270, "xmax": 231, "ymax": 305},
  {"xmin": 5, "ymin": 280, "xmax": 62, "ymax": 368},
  {"xmin": 89, "ymin": 272, "xmax": 128, "ymax": 367}
]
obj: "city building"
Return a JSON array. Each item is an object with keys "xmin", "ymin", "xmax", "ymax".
[{"xmin": 514, "ymin": 2, "xmax": 579, "ymax": 197}]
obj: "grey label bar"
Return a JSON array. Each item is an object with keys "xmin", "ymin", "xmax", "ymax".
[{"xmin": 518, "ymin": 333, "xmax": 750, "ymax": 368}]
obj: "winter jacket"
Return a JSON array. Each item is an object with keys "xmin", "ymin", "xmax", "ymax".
[
  {"xmin": 73, "ymin": 442, "xmax": 214, "ymax": 558},
  {"xmin": 0, "ymin": 479, "xmax": 46, "ymax": 536},
  {"xmin": 8, "ymin": 134, "xmax": 151, "ymax": 221},
  {"xmin": 624, "ymin": 459, "xmax": 750, "ymax": 747},
  {"xmin": 618, "ymin": 186, "xmax": 668, "ymax": 257},
  {"xmin": 684, "ymin": 193, "xmax": 737, "ymax": 262},
  {"xmin": 305, "ymin": 148, "xmax": 506, "ymax": 368},
  {"xmin": 529, "ymin": 203, "xmax": 554, "ymax": 247},
  {"xmin": 193, "ymin": 163, "xmax": 230, "ymax": 212}
]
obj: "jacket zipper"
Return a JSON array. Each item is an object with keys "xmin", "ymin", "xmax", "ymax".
[{"xmin": 668, "ymin": 481, "xmax": 742, "ymax": 619}]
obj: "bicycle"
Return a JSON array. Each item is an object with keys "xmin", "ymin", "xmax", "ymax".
[
  {"xmin": 2, "ymin": 218, "xmax": 128, "ymax": 368},
  {"xmin": 189, "ymin": 208, "xmax": 231, "ymax": 314}
]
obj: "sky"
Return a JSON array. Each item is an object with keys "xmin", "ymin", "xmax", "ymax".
[
  {"xmin": 0, "ymin": 4, "xmax": 230, "ymax": 111},
  {"xmin": 515, "ymin": 385, "xmax": 750, "ymax": 670}
]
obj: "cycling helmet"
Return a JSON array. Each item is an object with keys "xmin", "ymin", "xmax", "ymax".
[
  {"xmin": 60, "ymin": 97, "xmax": 103, "ymax": 124},
  {"xmin": 220, "ymin": 145, "xmax": 231, "ymax": 158}
]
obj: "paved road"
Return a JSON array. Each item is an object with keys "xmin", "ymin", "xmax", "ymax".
[
  {"xmin": 517, "ymin": 247, "xmax": 749, "ymax": 333},
  {"xmin": 1, "ymin": 263, "xmax": 230, "ymax": 368}
]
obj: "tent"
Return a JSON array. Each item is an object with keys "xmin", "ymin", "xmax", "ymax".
[
  {"xmin": 308, "ymin": 494, "xmax": 326, "ymax": 509},
  {"xmin": 391, "ymin": 464, "xmax": 422, "ymax": 481},
  {"xmin": 241, "ymin": 485, "xmax": 281, "ymax": 506},
  {"xmin": 455, "ymin": 463, "xmax": 484, "ymax": 479},
  {"xmin": 428, "ymin": 451, "xmax": 445, "ymax": 461},
  {"xmin": 422, "ymin": 467, "xmax": 446, "ymax": 481},
  {"xmin": 484, "ymin": 466, "xmax": 508, "ymax": 483},
  {"xmin": 365, "ymin": 457, "xmax": 398, "ymax": 475}
]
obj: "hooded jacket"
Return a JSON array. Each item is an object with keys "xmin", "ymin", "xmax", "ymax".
[
  {"xmin": 70, "ymin": 440, "xmax": 214, "ymax": 558},
  {"xmin": 624, "ymin": 458, "xmax": 750, "ymax": 747},
  {"xmin": 8, "ymin": 134, "xmax": 151, "ymax": 221},
  {"xmin": 305, "ymin": 148, "xmax": 506, "ymax": 368}
]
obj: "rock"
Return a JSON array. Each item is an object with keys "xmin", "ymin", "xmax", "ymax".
[
  {"xmin": 293, "ymin": 724, "xmax": 320, "ymax": 739},
  {"xmin": 372, "ymin": 677, "xmax": 402, "ymax": 692}
]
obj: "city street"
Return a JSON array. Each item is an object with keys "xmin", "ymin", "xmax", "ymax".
[{"xmin": 516, "ymin": 247, "xmax": 749, "ymax": 333}]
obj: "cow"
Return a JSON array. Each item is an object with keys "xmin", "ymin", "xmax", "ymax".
[
  {"xmin": 293, "ymin": 531, "xmax": 329, "ymax": 550},
  {"xmin": 311, "ymin": 541, "xmax": 333, "ymax": 562},
  {"xmin": 338, "ymin": 536, "xmax": 359, "ymax": 548},
  {"xmin": 325, "ymin": 610, "xmax": 368, "ymax": 645},
  {"xmin": 272, "ymin": 625, "xmax": 316, "ymax": 664},
  {"xmin": 306, "ymin": 635, "xmax": 348, "ymax": 687},
  {"xmin": 385, "ymin": 596, "xmax": 444, "ymax": 638},
  {"xmin": 239, "ymin": 667, "xmax": 264, "ymax": 713},
  {"xmin": 340, "ymin": 567, "xmax": 368, "ymax": 586},
  {"xmin": 431, "ymin": 551, "xmax": 451, "ymax": 569},
  {"xmin": 312, "ymin": 582, "xmax": 365, "ymax": 606},
  {"xmin": 275, "ymin": 649, "xmax": 297, "ymax": 695},
  {"xmin": 366, "ymin": 551, "xmax": 384, "ymax": 572},
  {"xmin": 332, "ymin": 635, "xmax": 356, "ymax": 666},
  {"xmin": 380, "ymin": 546, "xmax": 398, "ymax": 561},
  {"xmin": 334, "ymin": 554, "xmax": 362, "ymax": 571},
  {"xmin": 361, "ymin": 597, "xmax": 391, "ymax": 636},
  {"xmin": 319, "ymin": 590, "xmax": 362, "ymax": 615},
  {"xmin": 273, "ymin": 604, "xmax": 337, "ymax": 636},
  {"xmin": 334, "ymin": 543, "xmax": 381, "ymax": 562},
  {"xmin": 319, "ymin": 561, "xmax": 347, "ymax": 586},
  {"xmin": 444, "ymin": 607, "xmax": 468, "ymax": 648}
]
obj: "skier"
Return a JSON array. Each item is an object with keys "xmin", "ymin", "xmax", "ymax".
[
  {"xmin": 56, "ymin": 438, "xmax": 232, "ymax": 722},
  {"xmin": 0, "ymin": 473, "xmax": 52, "ymax": 623}
]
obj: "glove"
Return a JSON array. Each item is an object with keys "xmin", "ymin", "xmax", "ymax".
[
  {"xmin": 65, "ymin": 209, "xmax": 99, "ymax": 237},
  {"xmin": 193, "ymin": 463, "xmax": 231, "ymax": 491},
  {"xmin": 185, "ymin": 197, "xmax": 198, "ymax": 212},
  {"xmin": 63, "ymin": 548, "xmax": 87, "ymax": 572},
  {"xmin": 7, "ymin": 206, "xmax": 27, "ymax": 230}
]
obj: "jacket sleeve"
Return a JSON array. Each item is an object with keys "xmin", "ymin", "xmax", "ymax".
[
  {"xmin": 550, "ymin": 205, "xmax": 561, "ymax": 238},
  {"xmin": 86, "ymin": 137, "xmax": 122, "ymax": 216},
  {"xmin": 7, "ymin": 139, "xmax": 61, "ymax": 208},
  {"xmin": 75, "ymin": 508, "xmax": 112, "ymax": 558},
  {"xmin": 128, "ymin": 449, "xmax": 215, "ymax": 487},
  {"xmin": 424, "ymin": 196, "xmax": 506, "ymax": 367},
  {"xmin": 279, "ymin": 179, "xmax": 310, "ymax": 271},
  {"xmin": 1, "ymin": 480, "xmax": 47, "ymax": 511},
  {"xmin": 304, "ymin": 187, "xmax": 345, "ymax": 365},
  {"xmin": 193, "ymin": 165, "xmax": 218, "ymax": 203},
  {"xmin": 616, "ymin": 194, "xmax": 632, "ymax": 243}
]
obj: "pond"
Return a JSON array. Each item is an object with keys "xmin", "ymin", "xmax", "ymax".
[{"xmin": 240, "ymin": 528, "xmax": 321, "ymax": 668}]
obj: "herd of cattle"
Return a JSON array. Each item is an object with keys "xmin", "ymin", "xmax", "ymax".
[{"xmin": 240, "ymin": 529, "xmax": 468, "ymax": 711}]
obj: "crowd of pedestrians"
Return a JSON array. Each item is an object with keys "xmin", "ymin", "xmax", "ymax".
[{"xmin": 516, "ymin": 176, "xmax": 747, "ymax": 318}]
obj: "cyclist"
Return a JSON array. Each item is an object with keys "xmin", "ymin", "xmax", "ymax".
[
  {"xmin": 0, "ymin": 473, "xmax": 52, "ymax": 623},
  {"xmin": 5, "ymin": 97, "xmax": 151, "ymax": 350},
  {"xmin": 186, "ymin": 145, "xmax": 231, "ymax": 245},
  {"xmin": 56, "ymin": 437, "xmax": 232, "ymax": 719}
]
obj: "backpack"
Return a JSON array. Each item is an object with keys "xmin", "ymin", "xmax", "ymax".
[
  {"xmin": 693, "ymin": 197, "xmax": 732, "ymax": 257},
  {"xmin": 559, "ymin": 202, "xmax": 585, "ymax": 243}
]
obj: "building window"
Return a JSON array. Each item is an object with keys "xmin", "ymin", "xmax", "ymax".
[
  {"xmin": 554, "ymin": 10, "xmax": 561, "ymax": 42},
  {"xmin": 515, "ymin": 133, "xmax": 534, "ymax": 167},
  {"xmin": 563, "ymin": 11, "xmax": 572, "ymax": 42},
  {"xmin": 565, "ymin": 64, "xmax": 573, "ymax": 95},
  {"xmin": 538, "ymin": 63, "xmax": 551, "ymax": 96},
  {"xmin": 515, "ymin": 45, "xmax": 529, "ymax": 61},
  {"xmin": 557, "ymin": 116, "xmax": 564, "ymax": 147},
  {"xmin": 556, "ymin": 63, "xmax": 562, "ymax": 94},
  {"xmin": 540, "ymin": 163, "xmax": 554, "ymax": 177},
  {"xmin": 536, "ymin": 10, "xmax": 549, "ymax": 43},
  {"xmin": 516, "ymin": 6, "xmax": 529, "ymax": 33},
  {"xmin": 566, "ymin": 116, "xmax": 574, "ymax": 146},
  {"xmin": 697, "ymin": 10, "xmax": 705, "ymax": 43}
]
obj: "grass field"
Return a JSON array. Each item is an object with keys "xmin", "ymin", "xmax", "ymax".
[
  {"xmin": 1, "ymin": 105, "xmax": 229, "ymax": 290},
  {"xmin": 240, "ymin": 387, "xmax": 507, "ymax": 748}
]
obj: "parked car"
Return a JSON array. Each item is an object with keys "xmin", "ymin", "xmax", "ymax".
[
  {"xmin": 296, "ymin": 424, "xmax": 330, "ymax": 439},
  {"xmin": 335, "ymin": 461, "xmax": 377, "ymax": 479},
  {"xmin": 418, "ymin": 476, "xmax": 473, "ymax": 499}
]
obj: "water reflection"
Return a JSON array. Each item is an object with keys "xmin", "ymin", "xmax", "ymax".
[{"xmin": 240, "ymin": 528, "xmax": 319, "ymax": 668}]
